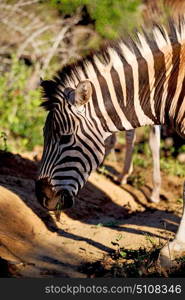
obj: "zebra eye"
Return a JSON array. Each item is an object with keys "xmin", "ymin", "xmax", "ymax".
[{"xmin": 62, "ymin": 134, "xmax": 72, "ymax": 144}]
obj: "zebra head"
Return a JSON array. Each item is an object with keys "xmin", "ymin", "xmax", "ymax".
[{"xmin": 35, "ymin": 79, "xmax": 105, "ymax": 211}]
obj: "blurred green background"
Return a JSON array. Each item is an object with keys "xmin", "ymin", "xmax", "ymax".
[{"xmin": 0, "ymin": 0, "xmax": 143, "ymax": 151}]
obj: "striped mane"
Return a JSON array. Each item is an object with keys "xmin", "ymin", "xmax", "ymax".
[{"xmin": 41, "ymin": 16, "xmax": 185, "ymax": 111}]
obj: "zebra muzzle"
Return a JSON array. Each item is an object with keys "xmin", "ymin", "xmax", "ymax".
[
  {"xmin": 41, "ymin": 190, "xmax": 74, "ymax": 211},
  {"xmin": 55, "ymin": 190, "xmax": 74, "ymax": 211},
  {"xmin": 35, "ymin": 179, "xmax": 74, "ymax": 211}
]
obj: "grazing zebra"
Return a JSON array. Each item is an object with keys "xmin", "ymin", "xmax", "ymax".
[
  {"xmin": 36, "ymin": 18, "xmax": 185, "ymax": 266},
  {"xmin": 105, "ymin": 125, "xmax": 161, "ymax": 203}
]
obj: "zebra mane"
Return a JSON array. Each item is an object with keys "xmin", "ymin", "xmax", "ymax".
[{"xmin": 41, "ymin": 16, "xmax": 185, "ymax": 111}]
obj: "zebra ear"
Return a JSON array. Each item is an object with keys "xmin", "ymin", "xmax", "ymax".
[
  {"xmin": 74, "ymin": 80, "xmax": 92, "ymax": 107},
  {"xmin": 64, "ymin": 80, "xmax": 92, "ymax": 107}
]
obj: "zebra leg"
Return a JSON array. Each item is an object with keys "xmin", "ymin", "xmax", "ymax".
[
  {"xmin": 149, "ymin": 125, "xmax": 161, "ymax": 203},
  {"xmin": 159, "ymin": 182, "xmax": 185, "ymax": 268},
  {"xmin": 117, "ymin": 129, "xmax": 136, "ymax": 185},
  {"xmin": 104, "ymin": 133, "xmax": 117, "ymax": 161}
]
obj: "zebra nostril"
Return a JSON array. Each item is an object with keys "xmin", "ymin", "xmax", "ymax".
[
  {"xmin": 43, "ymin": 196, "xmax": 48, "ymax": 208},
  {"xmin": 55, "ymin": 190, "xmax": 74, "ymax": 210}
]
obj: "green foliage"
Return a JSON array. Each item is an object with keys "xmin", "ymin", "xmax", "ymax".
[
  {"xmin": 0, "ymin": 57, "xmax": 45, "ymax": 151},
  {"xmin": 110, "ymin": 246, "xmax": 161, "ymax": 277},
  {"xmin": 117, "ymin": 132, "xmax": 125, "ymax": 145},
  {"xmin": 132, "ymin": 140, "xmax": 184, "ymax": 178},
  {"xmin": 160, "ymin": 139, "xmax": 175, "ymax": 157},
  {"xmin": 0, "ymin": 132, "xmax": 8, "ymax": 151},
  {"xmin": 127, "ymin": 173, "xmax": 145, "ymax": 188},
  {"xmin": 134, "ymin": 142, "xmax": 151, "ymax": 159},
  {"xmin": 144, "ymin": 233, "xmax": 157, "ymax": 247},
  {"xmin": 177, "ymin": 198, "xmax": 183, "ymax": 204},
  {"xmin": 178, "ymin": 144, "xmax": 185, "ymax": 154},
  {"xmin": 133, "ymin": 154, "xmax": 150, "ymax": 168},
  {"xmin": 0, "ymin": 0, "xmax": 143, "ymax": 152},
  {"xmin": 160, "ymin": 157, "xmax": 185, "ymax": 178},
  {"xmin": 50, "ymin": 0, "xmax": 142, "ymax": 38}
]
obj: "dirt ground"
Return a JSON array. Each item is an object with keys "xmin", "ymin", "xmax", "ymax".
[{"xmin": 0, "ymin": 148, "xmax": 184, "ymax": 278}]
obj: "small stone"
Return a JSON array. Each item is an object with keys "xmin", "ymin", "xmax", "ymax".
[
  {"xmin": 164, "ymin": 137, "xmax": 173, "ymax": 147},
  {"xmin": 177, "ymin": 153, "xmax": 185, "ymax": 163}
]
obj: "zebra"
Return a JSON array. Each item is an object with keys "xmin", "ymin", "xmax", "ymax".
[
  {"xmin": 104, "ymin": 125, "xmax": 161, "ymax": 203},
  {"xmin": 35, "ymin": 18, "xmax": 185, "ymax": 266}
]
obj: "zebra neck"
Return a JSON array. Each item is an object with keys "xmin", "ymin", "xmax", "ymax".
[
  {"xmin": 89, "ymin": 37, "xmax": 185, "ymax": 137},
  {"xmin": 53, "ymin": 19, "xmax": 185, "ymax": 138}
]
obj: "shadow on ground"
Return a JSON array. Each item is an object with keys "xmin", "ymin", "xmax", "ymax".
[{"xmin": 0, "ymin": 150, "xmax": 182, "ymax": 277}]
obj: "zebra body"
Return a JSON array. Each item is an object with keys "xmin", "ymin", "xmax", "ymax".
[{"xmin": 36, "ymin": 18, "xmax": 185, "ymax": 266}]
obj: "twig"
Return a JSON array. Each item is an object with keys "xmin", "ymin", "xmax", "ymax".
[
  {"xmin": 1, "ymin": 18, "xmax": 26, "ymax": 35},
  {"xmin": 17, "ymin": 24, "xmax": 54, "ymax": 58},
  {"xmin": 15, "ymin": 0, "xmax": 40, "ymax": 7},
  {"xmin": 41, "ymin": 26, "xmax": 70, "ymax": 75},
  {"xmin": 41, "ymin": 15, "xmax": 81, "ymax": 75}
]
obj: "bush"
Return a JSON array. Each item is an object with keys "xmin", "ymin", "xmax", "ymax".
[
  {"xmin": 50, "ymin": 0, "xmax": 142, "ymax": 38},
  {"xmin": 0, "ymin": 57, "xmax": 45, "ymax": 151},
  {"xmin": 160, "ymin": 157, "xmax": 185, "ymax": 177}
]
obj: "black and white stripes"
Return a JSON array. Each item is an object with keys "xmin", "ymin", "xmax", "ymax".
[{"xmin": 36, "ymin": 17, "xmax": 185, "ymax": 210}]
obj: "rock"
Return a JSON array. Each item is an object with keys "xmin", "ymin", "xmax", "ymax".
[
  {"xmin": 164, "ymin": 137, "xmax": 174, "ymax": 148},
  {"xmin": 177, "ymin": 153, "xmax": 185, "ymax": 163}
]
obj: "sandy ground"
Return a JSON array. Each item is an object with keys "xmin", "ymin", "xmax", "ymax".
[{"xmin": 0, "ymin": 149, "xmax": 183, "ymax": 277}]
